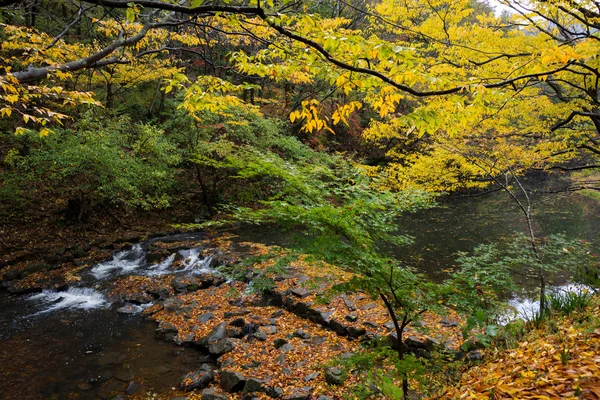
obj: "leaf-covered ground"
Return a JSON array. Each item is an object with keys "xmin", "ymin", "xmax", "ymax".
[{"xmin": 437, "ymin": 297, "xmax": 600, "ymax": 399}]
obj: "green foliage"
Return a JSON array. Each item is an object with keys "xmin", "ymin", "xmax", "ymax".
[
  {"xmin": 545, "ymin": 289, "xmax": 594, "ymax": 316},
  {"xmin": 2, "ymin": 111, "xmax": 180, "ymax": 217}
]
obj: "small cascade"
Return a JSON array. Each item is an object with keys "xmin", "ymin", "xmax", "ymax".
[
  {"xmin": 28, "ymin": 288, "xmax": 109, "ymax": 314},
  {"xmin": 90, "ymin": 244, "xmax": 145, "ymax": 279},
  {"xmin": 147, "ymin": 253, "xmax": 177, "ymax": 276}
]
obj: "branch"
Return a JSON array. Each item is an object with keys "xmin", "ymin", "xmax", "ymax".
[{"xmin": 551, "ymin": 111, "xmax": 597, "ymax": 131}]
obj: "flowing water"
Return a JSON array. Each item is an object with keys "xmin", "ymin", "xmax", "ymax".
[{"xmin": 0, "ymin": 176, "xmax": 598, "ymax": 398}]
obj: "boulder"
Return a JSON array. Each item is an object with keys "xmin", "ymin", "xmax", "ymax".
[
  {"xmin": 220, "ymin": 370, "xmax": 246, "ymax": 393},
  {"xmin": 285, "ymin": 386, "xmax": 313, "ymax": 400},
  {"xmin": 292, "ymin": 329, "xmax": 310, "ymax": 339},
  {"xmin": 180, "ymin": 365, "xmax": 215, "ymax": 391},
  {"xmin": 273, "ymin": 338, "xmax": 288, "ymax": 349},
  {"xmin": 201, "ymin": 387, "xmax": 228, "ymax": 400},
  {"xmin": 244, "ymin": 377, "xmax": 266, "ymax": 393}
]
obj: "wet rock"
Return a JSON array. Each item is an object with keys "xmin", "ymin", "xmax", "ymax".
[
  {"xmin": 180, "ymin": 365, "xmax": 214, "ymax": 391},
  {"xmin": 273, "ymin": 338, "xmax": 288, "ymax": 349},
  {"xmin": 116, "ymin": 304, "xmax": 143, "ymax": 315},
  {"xmin": 440, "ymin": 318, "xmax": 459, "ymax": 327},
  {"xmin": 198, "ymin": 312, "xmax": 214, "ymax": 323},
  {"xmin": 141, "ymin": 303, "xmax": 163, "ymax": 317},
  {"xmin": 285, "ymin": 386, "xmax": 313, "ymax": 400},
  {"xmin": 201, "ymin": 387, "xmax": 228, "ymax": 400},
  {"xmin": 345, "ymin": 313, "xmax": 358, "ymax": 322},
  {"xmin": 175, "ymin": 332, "xmax": 195, "ymax": 346},
  {"xmin": 324, "ymin": 367, "xmax": 345, "ymax": 385},
  {"xmin": 229, "ymin": 317, "xmax": 246, "ymax": 327},
  {"xmin": 155, "ymin": 321, "xmax": 179, "ymax": 342},
  {"xmin": 126, "ymin": 381, "xmax": 143, "ymax": 395},
  {"xmin": 291, "ymin": 287, "xmax": 312, "ymax": 298},
  {"xmin": 303, "ymin": 372, "xmax": 319, "ymax": 382},
  {"xmin": 244, "ymin": 377, "xmax": 266, "ymax": 393},
  {"xmin": 98, "ymin": 352, "xmax": 126, "ymax": 366},
  {"xmin": 329, "ymin": 319, "xmax": 348, "ymax": 336},
  {"xmin": 292, "ymin": 329, "xmax": 310, "ymax": 339},
  {"xmin": 220, "ymin": 370, "xmax": 246, "ymax": 393},
  {"xmin": 347, "ymin": 326, "xmax": 367, "ymax": 338}
]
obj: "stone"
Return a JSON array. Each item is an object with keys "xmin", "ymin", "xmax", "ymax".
[
  {"xmin": 324, "ymin": 367, "xmax": 345, "ymax": 385},
  {"xmin": 347, "ymin": 326, "xmax": 367, "ymax": 338},
  {"xmin": 220, "ymin": 370, "xmax": 246, "ymax": 393},
  {"xmin": 164, "ymin": 298, "xmax": 184, "ymax": 312},
  {"xmin": 295, "ymin": 301, "xmax": 310, "ymax": 315},
  {"xmin": 274, "ymin": 354, "xmax": 286, "ymax": 365},
  {"xmin": 201, "ymin": 387, "xmax": 228, "ymax": 400},
  {"xmin": 207, "ymin": 322, "xmax": 228, "ymax": 343},
  {"xmin": 253, "ymin": 331, "xmax": 268, "ymax": 341},
  {"xmin": 229, "ymin": 317, "xmax": 246, "ymax": 327},
  {"xmin": 198, "ymin": 312, "xmax": 214, "ymax": 323},
  {"xmin": 467, "ymin": 350, "xmax": 483, "ymax": 361},
  {"xmin": 259, "ymin": 325, "xmax": 277, "ymax": 335},
  {"xmin": 279, "ymin": 343, "xmax": 294, "ymax": 352},
  {"xmin": 310, "ymin": 336, "xmax": 326, "ymax": 346},
  {"xmin": 345, "ymin": 313, "xmax": 358, "ymax": 322},
  {"xmin": 342, "ymin": 298, "xmax": 356, "ymax": 311},
  {"xmin": 292, "ymin": 329, "xmax": 310, "ymax": 339},
  {"xmin": 383, "ymin": 321, "xmax": 396, "ymax": 330},
  {"xmin": 329, "ymin": 319, "xmax": 347, "ymax": 336},
  {"xmin": 404, "ymin": 336, "xmax": 428, "ymax": 349},
  {"xmin": 285, "ymin": 386, "xmax": 313, "ymax": 400},
  {"xmin": 308, "ymin": 309, "xmax": 333, "ymax": 326},
  {"xmin": 358, "ymin": 303, "xmax": 377, "ymax": 311},
  {"xmin": 363, "ymin": 321, "xmax": 379, "ymax": 328},
  {"xmin": 208, "ymin": 338, "xmax": 235, "ymax": 355},
  {"xmin": 273, "ymin": 338, "xmax": 288, "ymax": 349},
  {"xmin": 440, "ymin": 318, "xmax": 459, "ymax": 327},
  {"xmin": 116, "ymin": 304, "xmax": 143, "ymax": 315},
  {"xmin": 224, "ymin": 309, "xmax": 250, "ymax": 318},
  {"xmin": 265, "ymin": 386, "xmax": 284, "ymax": 398},
  {"xmin": 271, "ymin": 309, "xmax": 284, "ymax": 318},
  {"xmin": 126, "ymin": 381, "xmax": 143, "ymax": 395},
  {"xmin": 303, "ymin": 372, "xmax": 319, "ymax": 382},
  {"xmin": 244, "ymin": 377, "xmax": 266, "ymax": 393},
  {"xmin": 290, "ymin": 287, "xmax": 312, "ymax": 298},
  {"xmin": 317, "ymin": 397, "xmax": 333, "ymax": 400},
  {"xmin": 180, "ymin": 366, "xmax": 214, "ymax": 391},
  {"xmin": 226, "ymin": 327, "xmax": 244, "ymax": 339}
]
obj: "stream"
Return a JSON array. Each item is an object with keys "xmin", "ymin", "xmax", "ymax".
[{"xmin": 0, "ymin": 175, "xmax": 598, "ymax": 399}]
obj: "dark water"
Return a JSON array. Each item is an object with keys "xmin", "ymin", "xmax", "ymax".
[{"xmin": 395, "ymin": 176, "xmax": 600, "ymax": 282}]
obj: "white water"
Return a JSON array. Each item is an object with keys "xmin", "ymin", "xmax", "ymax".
[
  {"xmin": 90, "ymin": 244, "xmax": 145, "ymax": 279},
  {"xmin": 501, "ymin": 283, "xmax": 595, "ymax": 324},
  {"xmin": 146, "ymin": 250, "xmax": 214, "ymax": 275},
  {"xmin": 146, "ymin": 253, "xmax": 177, "ymax": 276},
  {"xmin": 28, "ymin": 288, "xmax": 109, "ymax": 314}
]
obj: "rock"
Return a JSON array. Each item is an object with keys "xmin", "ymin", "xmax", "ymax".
[
  {"xmin": 164, "ymin": 297, "xmax": 184, "ymax": 312},
  {"xmin": 207, "ymin": 322, "xmax": 227, "ymax": 342},
  {"xmin": 363, "ymin": 321, "xmax": 379, "ymax": 328},
  {"xmin": 224, "ymin": 309, "xmax": 249, "ymax": 318},
  {"xmin": 440, "ymin": 318, "xmax": 459, "ymax": 327},
  {"xmin": 229, "ymin": 317, "xmax": 246, "ymax": 327},
  {"xmin": 383, "ymin": 321, "xmax": 395, "ymax": 330},
  {"xmin": 198, "ymin": 312, "xmax": 214, "ymax": 323},
  {"xmin": 291, "ymin": 287, "xmax": 312, "ymax": 298},
  {"xmin": 226, "ymin": 327, "xmax": 244, "ymax": 339},
  {"xmin": 467, "ymin": 350, "xmax": 483, "ymax": 360},
  {"xmin": 329, "ymin": 319, "xmax": 347, "ymax": 336},
  {"xmin": 126, "ymin": 381, "xmax": 143, "ymax": 395},
  {"xmin": 259, "ymin": 325, "xmax": 277, "ymax": 335},
  {"xmin": 279, "ymin": 343, "xmax": 294, "ymax": 352},
  {"xmin": 201, "ymin": 387, "xmax": 227, "ymax": 400},
  {"xmin": 175, "ymin": 332, "xmax": 195, "ymax": 346},
  {"xmin": 295, "ymin": 301, "xmax": 310, "ymax": 315},
  {"xmin": 317, "ymin": 397, "xmax": 334, "ymax": 400},
  {"xmin": 253, "ymin": 331, "xmax": 268, "ymax": 341},
  {"xmin": 98, "ymin": 352, "xmax": 126, "ymax": 366},
  {"xmin": 405, "ymin": 336, "xmax": 428, "ymax": 349},
  {"xmin": 208, "ymin": 338, "xmax": 235, "ymax": 355},
  {"xmin": 172, "ymin": 277, "xmax": 190, "ymax": 293},
  {"xmin": 271, "ymin": 309, "xmax": 284, "ymax": 318},
  {"xmin": 265, "ymin": 386, "xmax": 284, "ymax": 398},
  {"xmin": 345, "ymin": 313, "xmax": 358, "ymax": 322},
  {"xmin": 155, "ymin": 321, "xmax": 179, "ymax": 342},
  {"xmin": 244, "ymin": 377, "xmax": 266, "ymax": 393},
  {"xmin": 303, "ymin": 372, "xmax": 319, "ymax": 382},
  {"xmin": 292, "ymin": 329, "xmax": 310, "ymax": 339},
  {"xmin": 273, "ymin": 338, "xmax": 288, "ymax": 349},
  {"xmin": 220, "ymin": 370, "xmax": 246, "ymax": 393},
  {"xmin": 309, "ymin": 309, "xmax": 333, "ymax": 326},
  {"xmin": 342, "ymin": 298, "xmax": 356, "ymax": 311},
  {"xmin": 347, "ymin": 326, "xmax": 367, "ymax": 338},
  {"xmin": 274, "ymin": 354, "xmax": 286, "ymax": 365},
  {"xmin": 116, "ymin": 304, "xmax": 143, "ymax": 315},
  {"xmin": 324, "ymin": 367, "xmax": 345, "ymax": 385},
  {"xmin": 358, "ymin": 303, "xmax": 377, "ymax": 311},
  {"xmin": 285, "ymin": 386, "xmax": 313, "ymax": 400},
  {"xmin": 310, "ymin": 336, "xmax": 326, "ymax": 346},
  {"xmin": 180, "ymin": 366, "xmax": 215, "ymax": 391}
]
